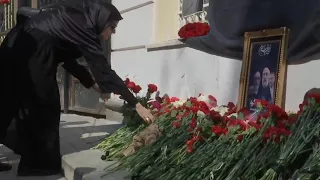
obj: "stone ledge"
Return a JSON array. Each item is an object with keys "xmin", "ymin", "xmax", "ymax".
[
  {"xmin": 104, "ymin": 99, "xmax": 124, "ymax": 123},
  {"xmin": 146, "ymin": 39, "xmax": 186, "ymax": 52},
  {"xmin": 62, "ymin": 149, "xmax": 130, "ymax": 180},
  {"xmin": 119, "ymin": 1, "xmax": 153, "ymax": 14},
  {"xmin": 83, "ymin": 169, "xmax": 131, "ymax": 180}
]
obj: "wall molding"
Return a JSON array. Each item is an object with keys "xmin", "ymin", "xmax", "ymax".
[
  {"xmin": 111, "ymin": 45, "xmax": 146, "ymax": 52},
  {"xmin": 119, "ymin": 1, "xmax": 153, "ymax": 14},
  {"xmin": 146, "ymin": 39, "xmax": 186, "ymax": 51},
  {"xmin": 111, "ymin": 40, "xmax": 186, "ymax": 52}
]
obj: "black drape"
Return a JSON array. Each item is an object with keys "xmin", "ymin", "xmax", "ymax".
[{"xmin": 185, "ymin": 0, "xmax": 320, "ymax": 62}]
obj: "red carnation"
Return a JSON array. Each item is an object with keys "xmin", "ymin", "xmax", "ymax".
[
  {"xmin": 307, "ymin": 92, "xmax": 320, "ymax": 103},
  {"xmin": 124, "ymin": 78, "xmax": 130, "ymax": 85},
  {"xmin": 147, "ymin": 84, "xmax": 158, "ymax": 93},
  {"xmin": 211, "ymin": 125, "xmax": 228, "ymax": 136},
  {"xmin": 131, "ymin": 85, "xmax": 142, "ymax": 94},
  {"xmin": 172, "ymin": 121, "xmax": 181, "ymax": 129},
  {"xmin": 127, "ymin": 81, "xmax": 136, "ymax": 89},
  {"xmin": 200, "ymin": 23, "xmax": 210, "ymax": 34},
  {"xmin": 254, "ymin": 99, "xmax": 269, "ymax": 107},
  {"xmin": 267, "ymin": 104, "xmax": 288, "ymax": 119},
  {"xmin": 178, "ymin": 26, "xmax": 187, "ymax": 38}
]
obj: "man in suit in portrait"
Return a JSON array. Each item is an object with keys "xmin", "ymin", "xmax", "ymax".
[
  {"xmin": 257, "ymin": 67, "xmax": 272, "ymax": 103},
  {"xmin": 269, "ymin": 72, "xmax": 276, "ymax": 104},
  {"xmin": 247, "ymin": 71, "xmax": 261, "ymax": 110}
]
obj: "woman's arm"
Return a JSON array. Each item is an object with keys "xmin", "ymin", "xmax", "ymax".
[
  {"xmin": 79, "ymin": 49, "xmax": 138, "ymax": 107},
  {"xmin": 61, "ymin": 60, "xmax": 95, "ymax": 88}
]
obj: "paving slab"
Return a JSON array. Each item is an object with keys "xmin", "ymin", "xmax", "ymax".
[
  {"xmin": 83, "ymin": 169, "xmax": 131, "ymax": 180},
  {"xmin": 0, "ymin": 145, "xmax": 66, "ymax": 180},
  {"xmin": 62, "ymin": 149, "xmax": 130, "ymax": 180},
  {"xmin": 0, "ymin": 113, "xmax": 122, "ymax": 180}
]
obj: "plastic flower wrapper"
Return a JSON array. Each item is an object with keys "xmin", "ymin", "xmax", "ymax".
[{"xmin": 243, "ymin": 99, "xmax": 269, "ymax": 122}]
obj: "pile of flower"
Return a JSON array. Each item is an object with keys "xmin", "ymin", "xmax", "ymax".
[
  {"xmin": 95, "ymin": 79, "xmax": 320, "ymax": 180},
  {"xmin": 178, "ymin": 22, "xmax": 210, "ymax": 39}
]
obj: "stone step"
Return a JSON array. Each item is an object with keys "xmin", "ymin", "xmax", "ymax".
[{"xmin": 61, "ymin": 149, "xmax": 130, "ymax": 180}]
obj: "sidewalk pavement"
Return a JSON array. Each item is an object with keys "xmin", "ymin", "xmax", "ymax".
[{"xmin": 0, "ymin": 114, "xmax": 121, "ymax": 180}]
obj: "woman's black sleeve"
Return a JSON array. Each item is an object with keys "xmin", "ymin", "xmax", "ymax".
[
  {"xmin": 62, "ymin": 60, "xmax": 95, "ymax": 88},
  {"xmin": 80, "ymin": 48, "xmax": 138, "ymax": 107}
]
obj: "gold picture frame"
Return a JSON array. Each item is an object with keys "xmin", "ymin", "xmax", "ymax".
[{"xmin": 238, "ymin": 27, "xmax": 289, "ymax": 111}]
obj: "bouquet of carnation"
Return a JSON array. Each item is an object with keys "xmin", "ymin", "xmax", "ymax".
[
  {"xmin": 178, "ymin": 22, "xmax": 210, "ymax": 39},
  {"xmin": 226, "ymin": 100, "xmax": 293, "ymax": 179},
  {"xmin": 290, "ymin": 143, "xmax": 320, "ymax": 180},
  {"xmin": 112, "ymin": 95, "xmax": 217, "ymax": 179},
  {"xmin": 120, "ymin": 78, "xmax": 158, "ymax": 127},
  {"xmin": 93, "ymin": 78, "xmax": 159, "ymax": 160},
  {"xmin": 260, "ymin": 94, "xmax": 320, "ymax": 180}
]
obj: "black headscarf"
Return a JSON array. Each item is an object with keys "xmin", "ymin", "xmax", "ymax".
[
  {"xmin": 26, "ymin": 0, "xmax": 123, "ymax": 44},
  {"xmin": 83, "ymin": 0, "xmax": 123, "ymax": 34}
]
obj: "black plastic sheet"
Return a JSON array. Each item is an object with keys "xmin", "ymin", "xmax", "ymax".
[{"xmin": 184, "ymin": 0, "xmax": 320, "ymax": 62}]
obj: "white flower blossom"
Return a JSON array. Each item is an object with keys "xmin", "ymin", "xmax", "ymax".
[
  {"xmin": 197, "ymin": 110, "xmax": 206, "ymax": 117},
  {"xmin": 210, "ymin": 106, "xmax": 229, "ymax": 116},
  {"xmin": 227, "ymin": 113, "xmax": 238, "ymax": 118},
  {"xmin": 197, "ymin": 94, "xmax": 210, "ymax": 104},
  {"xmin": 172, "ymin": 100, "xmax": 185, "ymax": 107}
]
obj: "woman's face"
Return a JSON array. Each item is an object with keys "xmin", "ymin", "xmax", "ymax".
[{"xmin": 100, "ymin": 21, "xmax": 118, "ymax": 40}]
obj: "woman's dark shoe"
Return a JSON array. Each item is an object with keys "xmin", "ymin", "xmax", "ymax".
[
  {"xmin": 0, "ymin": 162, "xmax": 12, "ymax": 171},
  {"xmin": 17, "ymin": 166, "xmax": 60, "ymax": 176}
]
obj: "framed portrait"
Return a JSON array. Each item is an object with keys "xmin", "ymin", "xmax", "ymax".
[{"xmin": 238, "ymin": 27, "xmax": 289, "ymax": 111}]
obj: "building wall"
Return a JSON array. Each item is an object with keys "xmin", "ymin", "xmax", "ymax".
[{"xmin": 111, "ymin": 0, "xmax": 320, "ymax": 111}]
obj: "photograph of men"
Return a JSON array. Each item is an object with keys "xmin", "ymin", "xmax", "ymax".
[{"xmin": 244, "ymin": 41, "xmax": 281, "ymax": 111}]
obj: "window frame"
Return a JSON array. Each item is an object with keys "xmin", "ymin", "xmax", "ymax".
[
  {"xmin": 150, "ymin": 0, "xmax": 210, "ymax": 46},
  {"xmin": 178, "ymin": 0, "xmax": 209, "ymax": 28}
]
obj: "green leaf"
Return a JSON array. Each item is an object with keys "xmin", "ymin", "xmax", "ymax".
[
  {"xmin": 171, "ymin": 110, "xmax": 178, "ymax": 117},
  {"xmin": 185, "ymin": 101, "xmax": 192, "ymax": 107},
  {"xmin": 310, "ymin": 98, "xmax": 316, "ymax": 106},
  {"xmin": 238, "ymin": 112, "xmax": 245, "ymax": 120}
]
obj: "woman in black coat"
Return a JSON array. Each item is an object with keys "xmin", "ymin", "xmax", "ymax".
[{"xmin": 0, "ymin": 0, "xmax": 154, "ymax": 176}]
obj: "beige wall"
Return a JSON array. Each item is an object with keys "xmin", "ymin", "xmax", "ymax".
[{"xmin": 112, "ymin": 3, "xmax": 153, "ymax": 49}]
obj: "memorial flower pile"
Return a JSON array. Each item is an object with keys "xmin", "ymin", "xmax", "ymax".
[{"xmin": 95, "ymin": 81, "xmax": 320, "ymax": 180}]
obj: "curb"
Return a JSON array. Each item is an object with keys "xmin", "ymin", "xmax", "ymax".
[{"xmin": 62, "ymin": 149, "xmax": 130, "ymax": 180}]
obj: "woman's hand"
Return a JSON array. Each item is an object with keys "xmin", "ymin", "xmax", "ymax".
[{"xmin": 136, "ymin": 103, "xmax": 155, "ymax": 124}]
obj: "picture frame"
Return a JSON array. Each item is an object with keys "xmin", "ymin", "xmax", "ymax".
[{"xmin": 237, "ymin": 27, "xmax": 289, "ymax": 111}]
